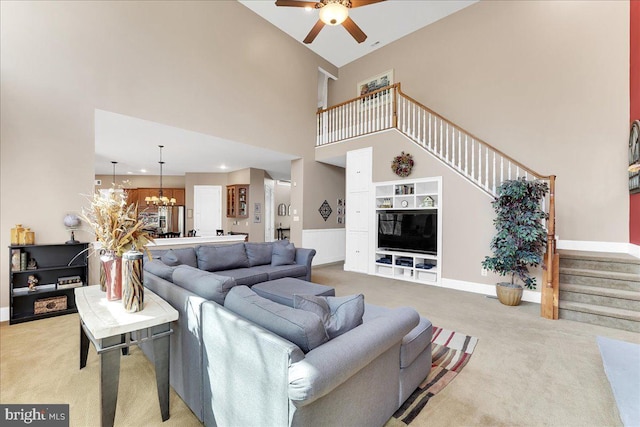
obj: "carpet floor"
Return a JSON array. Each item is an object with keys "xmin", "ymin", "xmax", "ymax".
[{"xmin": 1, "ymin": 263, "xmax": 639, "ymax": 426}]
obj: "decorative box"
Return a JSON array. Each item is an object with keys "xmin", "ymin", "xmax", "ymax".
[{"xmin": 34, "ymin": 296, "xmax": 67, "ymax": 315}]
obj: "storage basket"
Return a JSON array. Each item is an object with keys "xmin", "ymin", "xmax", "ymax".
[{"xmin": 34, "ymin": 295, "xmax": 67, "ymax": 314}]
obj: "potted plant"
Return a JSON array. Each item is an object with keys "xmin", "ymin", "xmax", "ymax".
[
  {"xmin": 481, "ymin": 177, "xmax": 549, "ymax": 306},
  {"xmin": 82, "ymin": 188, "xmax": 154, "ymax": 301}
]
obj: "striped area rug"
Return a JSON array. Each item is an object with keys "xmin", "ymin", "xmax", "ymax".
[{"xmin": 391, "ymin": 326, "xmax": 479, "ymax": 425}]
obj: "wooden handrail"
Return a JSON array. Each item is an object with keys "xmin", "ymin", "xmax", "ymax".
[{"xmin": 394, "ymin": 84, "xmax": 551, "ymax": 180}]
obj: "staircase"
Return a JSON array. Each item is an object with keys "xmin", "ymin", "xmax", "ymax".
[
  {"xmin": 316, "ymin": 82, "xmax": 560, "ymax": 319},
  {"xmin": 558, "ymin": 251, "xmax": 640, "ymax": 332}
]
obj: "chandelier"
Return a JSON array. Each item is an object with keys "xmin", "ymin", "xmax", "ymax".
[{"xmin": 145, "ymin": 145, "xmax": 176, "ymax": 206}]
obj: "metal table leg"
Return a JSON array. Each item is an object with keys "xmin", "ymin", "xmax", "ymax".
[{"xmin": 100, "ymin": 335, "xmax": 122, "ymax": 427}]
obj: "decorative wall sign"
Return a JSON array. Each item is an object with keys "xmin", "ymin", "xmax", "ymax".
[
  {"xmin": 318, "ymin": 200, "xmax": 332, "ymax": 221},
  {"xmin": 392, "ymin": 152, "xmax": 414, "ymax": 177}
]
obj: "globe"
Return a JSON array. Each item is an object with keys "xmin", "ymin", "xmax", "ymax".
[{"xmin": 63, "ymin": 214, "xmax": 81, "ymax": 229}]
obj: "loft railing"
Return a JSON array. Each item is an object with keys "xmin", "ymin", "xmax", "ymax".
[{"xmin": 317, "ymin": 82, "xmax": 559, "ymax": 319}]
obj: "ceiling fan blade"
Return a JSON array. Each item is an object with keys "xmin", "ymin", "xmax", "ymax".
[
  {"xmin": 342, "ymin": 16, "xmax": 367, "ymax": 43},
  {"xmin": 303, "ymin": 19, "xmax": 325, "ymax": 44},
  {"xmin": 349, "ymin": 0, "xmax": 385, "ymax": 8},
  {"xmin": 275, "ymin": 0, "xmax": 319, "ymax": 7}
]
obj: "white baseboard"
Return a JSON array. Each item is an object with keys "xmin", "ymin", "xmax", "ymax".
[
  {"xmin": 630, "ymin": 243, "xmax": 640, "ymax": 259},
  {"xmin": 302, "ymin": 228, "xmax": 346, "ymax": 266},
  {"xmin": 0, "ymin": 307, "xmax": 9, "ymax": 323},
  {"xmin": 557, "ymin": 239, "xmax": 640, "ymax": 259},
  {"xmin": 441, "ymin": 278, "xmax": 541, "ymax": 304}
]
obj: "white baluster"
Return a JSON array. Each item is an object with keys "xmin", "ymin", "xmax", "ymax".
[
  {"xmin": 451, "ymin": 128, "xmax": 456, "ymax": 167},
  {"xmin": 500, "ymin": 157, "xmax": 504, "ymax": 185},
  {"xmin": 492, "ymin": 152, "xmax": 496, "ymax": 194},
  {"xmin": 428, "ymin": 114, "xmax": 432, "ymax": 150},
  {"xmin": 508, "ymin": 162, "xmax": 512, "ymax": 180},
  {"xmin": 485, "ymin": 148, "xmax": 489, "ymax": 190},
  {"xmin": 478, "ymin": 144, "xmax": 482, "ymax": 183},
  {"xmin": 471, "ymin": 139, "xmax": 475, "ymax": 180},
  {"xmin": 516, "ymin": 166, "xmax": 520, "ymax": 179},
  {"xmin": 464, "ymin": 135, "xmax": 468, "ymax": 173},
  {"xmin": 445, "ymin": 123, "xmax": 449, "ymax": 163}
]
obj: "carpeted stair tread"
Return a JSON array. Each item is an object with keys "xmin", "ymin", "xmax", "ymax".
[
  {"xmin": 560, "ymin": 267, "xmax": 640, "ymax": 283},
  {"xmin": 558, "ymin": 250, "xmax": 640, "ymax": 264},
  {"xmin": 560, "ymin": 283, "xmax": 640, "ymax": 301},
  {"xmin": 559, "ymin": 301, "xmax": 640, "ymax": 322}
]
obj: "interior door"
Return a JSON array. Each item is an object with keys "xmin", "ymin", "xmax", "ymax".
[{"xmin": 194, "ymin": 185, "xmax": 222, "ymax": 237}]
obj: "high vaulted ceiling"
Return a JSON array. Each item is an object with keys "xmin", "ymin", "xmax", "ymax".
[
  {"xmin": 94, "ymin": 1, "xmax": 477, "ymax": 179},
  {"xmin": 238, "ymin": 0, "xmax": 477, "ymax": 68}
]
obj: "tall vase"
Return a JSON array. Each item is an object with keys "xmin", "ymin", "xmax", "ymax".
[
  {"xmin": 122, "ymin": 250, "xmax": 144, "ymax": 312},
  {"xmin": 100, "ymin": 250, "xmax": 122, "ymax": 301}
]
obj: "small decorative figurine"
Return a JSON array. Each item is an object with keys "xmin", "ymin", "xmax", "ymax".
[
  {"xmin": 27, "ymin": 275, "xmax": 39, "ymax": 292},
  {"xmin": 27, "ymin": 258, "xmax": 37, "ymax": 270}
]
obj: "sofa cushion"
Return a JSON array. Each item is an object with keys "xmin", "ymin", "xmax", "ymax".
[
  {"xmin": 249, "ymin": 264, "xmax": 308, "ymax": 282},
  {"xmin": 172, "ymin": 265, "xmax": 236, "ymax": 305},
  {"xmin": 272, "ymin": 242, "xmax": 296, "ymax": 266},
  {"xmin": 245, "ymin": 242, "xmax": 274, "ymax": 267},
  {"xmin": 224, "ymin": 286, "xmax": 328, "ymax": 353},
  {"xmin": 161, "ymin": 247, "xmax": 198, "ymax": 268},
  {"xmin": 214, "ymin": 268, "xmax": 269, "ymax": 287},
  {"xmin": 197, "ymin": 243, "xmax": 250, "ymax": 272},
  {"xmin": 143, "ymin": 259, "xmax": 176, "ymax": 281},
  {"xmin": 294, "ymin": 294, "xmax": 364, "ymax": 339}
]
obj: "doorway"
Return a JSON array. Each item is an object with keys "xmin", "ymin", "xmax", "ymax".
[{"xmin": 194, "ymin": 185, "xmax": 222, "ymax": 237}]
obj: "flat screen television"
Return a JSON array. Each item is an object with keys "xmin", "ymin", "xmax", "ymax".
[{"xmin": 377, "ymin": 210, "xmax": 437, "ymax": 255}]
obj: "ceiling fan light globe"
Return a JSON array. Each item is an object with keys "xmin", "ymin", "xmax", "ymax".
[{"xmin": 319, "ymin": 3, "xmax": 348, "ymax": 26}]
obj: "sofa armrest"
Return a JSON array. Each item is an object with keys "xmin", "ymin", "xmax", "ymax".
[
  {"xmin": 288, "ymin": 306, "xmax": 419, "ymax": 406},
  {"xmin": 201, "ymin": 301, "xmax": 305, "ymax": 427},
  {"xmin": 294, "ymin": 248, "xmax": 316, "ymax": 281}
]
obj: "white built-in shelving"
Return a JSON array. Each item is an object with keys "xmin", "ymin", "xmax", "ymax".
[{"xmin": 373, "ymin": 177, "xmax": 442, "ymax": 285}]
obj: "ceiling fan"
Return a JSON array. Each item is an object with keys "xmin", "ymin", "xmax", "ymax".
[{"xmin": 274, "ymin": 0, "xmax": 386, "ymax": 44}]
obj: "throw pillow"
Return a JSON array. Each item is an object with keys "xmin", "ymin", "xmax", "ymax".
[
  {"xmin": 160, "ymin": 248, "xmax": 198, "ymax": 268},
  {"xmin": 196, "ymin": 243, "xmax": 250, "ymax": 272},
  {"xmin": 293, "ymin": 294, "xmax": 365, "ymax": 339},
  {"xmin": 245, "ymin": 242, "xmax": 274, "ymax": 267},
  {"xmin": 172, "ymin": 265, "xmax": 235, "ymax": 305},
  {"xmin": 272, "ymin": 242, "xmax": 296, "ymax": 266},
  {"xmin": 224, "ymin": 285, "xmax": 328, "ymax": 353},
  {"xmin": 143, "ymin": 259, "xmax": 176, "ymax": 281}
]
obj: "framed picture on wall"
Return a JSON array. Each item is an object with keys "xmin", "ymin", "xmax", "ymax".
[{"xmin": 357, "ymin": 69, "xmax": 394, "ymax": 97}]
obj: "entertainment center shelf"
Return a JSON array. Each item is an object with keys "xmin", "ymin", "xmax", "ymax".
[
  {"xmin": 375, "ymin": 180, "xmax": 439, "ymax": 210},
  {"xmin": 374, "ymin": 251, "xmax": 438, "ymax": 284},
  {"xmin": 373, "ymin": 177, "xmax": 442, "ymax": 286}
]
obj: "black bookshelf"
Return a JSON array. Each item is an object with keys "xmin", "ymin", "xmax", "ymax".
[{"xmin": 8, "ymin": 242, "xmax": 89, "ymax": 324}]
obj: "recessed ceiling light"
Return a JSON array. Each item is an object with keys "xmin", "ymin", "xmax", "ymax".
[
  {"xmin": 220, "ymin": 165, "xmax": 227, "ymax": 170},
  {"xmin": 127, "ymin": 171, "xmax": 133, "ymax": 174},
  {"xmin": 140, "ymin": 169, "xmax": 147, "ymax": 173},
  {"xmin": 304, "ymin": 6, "xmax": 313, "ymax": 12}
]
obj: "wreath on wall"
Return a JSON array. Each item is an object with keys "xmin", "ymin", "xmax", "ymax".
[{"xmin": 391, "ymin": 152, "xmax": 414, "ymax": 177}]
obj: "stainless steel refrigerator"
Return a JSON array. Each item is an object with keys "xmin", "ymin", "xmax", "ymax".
[{"xmin": 158, "ymin": 206, "xmax": 185, "ymax": 237}]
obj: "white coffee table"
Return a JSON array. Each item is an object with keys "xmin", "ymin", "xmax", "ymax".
[{"xmin": 75, "ymin": 285, "xmax": 179, "ymax": 427}]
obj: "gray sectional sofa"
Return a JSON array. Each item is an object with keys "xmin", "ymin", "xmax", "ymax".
[{"xmin": 141, "ymin": 240, "xmax": 432, "ymax": 426}]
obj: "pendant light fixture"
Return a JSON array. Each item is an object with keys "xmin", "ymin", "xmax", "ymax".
[{"xmin": 145, "ymin": 145, "xmax": 176, "ymax": 206}]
